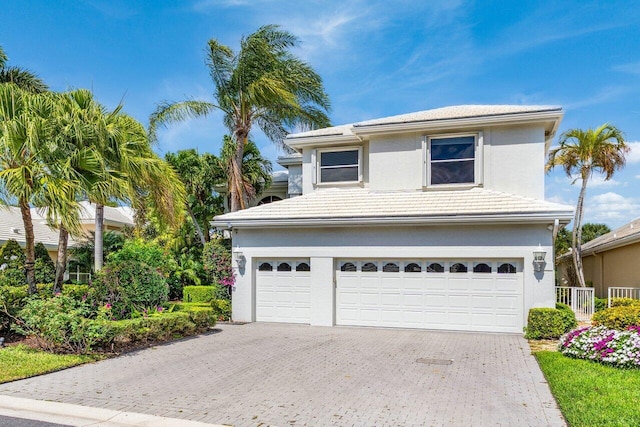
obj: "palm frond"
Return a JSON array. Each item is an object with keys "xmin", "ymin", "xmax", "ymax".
[{"xmin": 148, "ymin": 100, "xmax": 217, "ymax": 142}]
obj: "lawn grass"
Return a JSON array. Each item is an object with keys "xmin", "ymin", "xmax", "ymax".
[
  {"xmin": 536, "ymin": 351, "xmax": 640, "ymax": 427},
  {"xmin": 0, "ymin": 345, "xmax": 99, "ymax": 383}
]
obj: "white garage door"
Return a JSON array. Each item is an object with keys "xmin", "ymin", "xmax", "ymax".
[
  {"xmin": 255, "ymin": 259, "xmax": 312, "ymax": 324},
  {"xmin": 336, "ymin": 259, "xmax": 523, "ymax": 333}
]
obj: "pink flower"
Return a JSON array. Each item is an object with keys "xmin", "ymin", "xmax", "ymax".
[{"xmin": 104, "ymin": 303, "xmax": 112, "ymax": 309}]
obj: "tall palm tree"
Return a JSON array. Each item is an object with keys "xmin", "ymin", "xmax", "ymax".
[
  {"xmin": 217, "ymin": 135, "xmax": 272, "ymax": 208},
  {"xmin": 0, "ymin": 45, "xmax": 48, "ymax": 93},
  {"xmin": 150, "ymin": 25, "xmax": 331, "ymax": 212},
  {"xmin": 546, "ymin": 124, "xmax": 629, "ymax": 287},
  {"xmin": 0, "ymin": 84, "xmax": 77, "ymax": 293}
]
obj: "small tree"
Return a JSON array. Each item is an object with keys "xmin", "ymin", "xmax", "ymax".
[
  {"xmin": 0, "ymin": 239, "xmax": 26, "ymax": 286},
  {"xmin": 34, "ymin": 242, "xmax": 55, "ymax": 284},
  {"xmin": 546, "ymin": 124, "xmax": 628, "ymax": 287}
]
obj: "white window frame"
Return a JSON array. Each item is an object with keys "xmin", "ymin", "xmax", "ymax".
[
  {"xmin": 422, "ymin": 132, "xmax": 483, "ymax": 188},
  {"xmin": 315, "ymin": 146, "xmax": 363, "ymax": 185}
]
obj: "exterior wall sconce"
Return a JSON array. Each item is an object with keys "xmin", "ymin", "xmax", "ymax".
[
  {"xmin": 233, "ymin": 249, "xmax": 246, "ymax": 269},
  {"xmin": 533, "ymin": 244, "xmax": 547, "ymax": 272}
]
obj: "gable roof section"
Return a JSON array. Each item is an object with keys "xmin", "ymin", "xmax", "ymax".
[
  {"xmin": 286, "ymin": 105, "xmax": 563, "ymax": 148},
  {"xmin": 212, "ymin": 188, "xmax": 574, "ymax": 228},
  {"xmin": 581, "ymin": 217, "xmax": 640, "ymax": 255}
]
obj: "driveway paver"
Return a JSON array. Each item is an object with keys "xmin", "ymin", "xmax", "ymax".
[{"xmin": 0, "ymin": 323, "xmax": 565, "ymax": 426}]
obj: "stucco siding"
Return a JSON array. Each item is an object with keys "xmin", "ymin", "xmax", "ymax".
[
  {"xmin": 484, "ymin": 126, "xmax": 545, "ymax": 199},
  {"xmin": 583, "ymin": 243, "xmax": 640, "ymax": 298},
  {"xmin": 231, "ymin": 223, "xmax": 555, "ymax": 329},
  {"xmin": 369, "ymin": 133, "xmax": 422, "ymax": 190}
]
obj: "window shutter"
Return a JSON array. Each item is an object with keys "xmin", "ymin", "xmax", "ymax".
[{"xmin": 311, "ymin": 149, "xmax": 317, "ymax": 185}]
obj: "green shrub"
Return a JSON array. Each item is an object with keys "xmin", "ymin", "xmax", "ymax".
[
  {"xmin": 107, "ymin": 239, "xmax": 166, "ymax": 268},
  {"xmin": 183, "ymin": 286, "xmax": 218, "ymax": 303},
  {"xmin": 592, "ymin": 306, "xmax": 640, "ymax": 330},
  {"xmin": 556, "ymin": 302, "xmax": 578, "ymax": 331},
  {"xmin": 211, "ymin": 299, "xmax": 231, "ymax": 321},
  {"xmin": 14, "ymin": 295, "xmax": 114, "ymax": 354},
  {"xmin": 0, "ymin": 239, "xmax": 26, "ymax": 287},
  {"xmin": 89, "ymin": 260, "xmax": 168, "ymax": 320},
  {"xmin": 610, "ymin": 298, "xmax": 640, "ymax": 307},
  {"xmin": 525, "ymin": 307, "xmax": 574, "ymax": 339},
  {"xmin": 34, "ymin": 243, "xmax": 55, "ymax": 284},
  {"xmin": 202, "ymin": 239, "xmax": 233, "ymax": 287},
  {"xmin": 594, "ymin": 297, "xmax": 608, "ymax": 312}
]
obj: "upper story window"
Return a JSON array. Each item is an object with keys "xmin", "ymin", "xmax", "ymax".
[
  {"xmin": 316, "ymin": 147, "xmax": 362, "ymax": 184},
  {"xmin": 424, "ymin": 133, "xmax": 482, "ymax": 187}
]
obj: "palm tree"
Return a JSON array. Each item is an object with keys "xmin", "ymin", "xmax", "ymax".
[
  {"xmin": 217, "ymin": 135, "xmax": 272, "ymax": 208},
  {"xmin": 546, "ymin": 124, "xmax": 629, "ymax": 287},
  {"xmin": 0, "ymin": 45, "xmax": 48, "ymax": 93},
  {"xmin": 150, "ymin": 25, "xmax": 331, "ymax": 212},
  {"xmin": 0, "ymin": 84, "xmax": 77, "ymax": 293}
]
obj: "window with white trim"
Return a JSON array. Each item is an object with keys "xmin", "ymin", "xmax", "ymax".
[
  {"xmin": 424, "ymin": 133, "xmax": 481, "ymax": 186},
  {"xmin": 317, "ymin": 147, "xmax": 361, "ymax": 184}
]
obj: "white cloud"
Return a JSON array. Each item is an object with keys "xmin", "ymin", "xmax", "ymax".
[
  {"xmin": 585, "ymin": 192, "xmax": 640, "ymax": 223},
  {"xmin": 613, "ymin": 61, "xmax": 640, "ymax": 75},
  {"xmin": 627, "ymin": 141, "xmax": 640, "ymax": 164}
]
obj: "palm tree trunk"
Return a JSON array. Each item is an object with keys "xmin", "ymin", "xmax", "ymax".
[
  {"xmin": 94, "ymin": 203, "xmax": 105, "ymax": 271},
  {"xmin": 54, "ymin": 224, "xmax": 69, "ymax": 293},
  {"xmin": 187, "ymin": 206, "xmax": 207, "ymax": 245},
  {"xmin": 572, "ymin": 174, "xmax": 589, "ymax": 287},
  {"xmin": 18, "ymin": 198, "xmax": 37, "ymax": 294},
  {"xmin": 229, "ymin": 135, "xmax": 247, "ymax": 212}
]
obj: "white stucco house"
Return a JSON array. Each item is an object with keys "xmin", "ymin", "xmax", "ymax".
[{"xmin": 213, "ymin": 105, "xmax": 574, "ymax": 333}]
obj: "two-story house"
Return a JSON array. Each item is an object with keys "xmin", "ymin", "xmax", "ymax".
[{"xmin": 213, "ymin": 105, "xmax": 574, "ymax": 333}]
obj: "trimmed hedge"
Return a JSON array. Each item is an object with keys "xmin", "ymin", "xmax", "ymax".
[
  {"xmin": 594, "ymin": 297, "xmax": 608, "ymax": 313},
  {"xmin": 525, "ymin": 304, "xmax": 577, "ymax": 340},
  {"xmin": 592, "ymin": 305, "xmax": 640, "ymax": 330},
  {"xmin": 610, "ymin": 298, "xmax": 640, "ymax": 308},
  {"xmin": 183, "ymin": 286, "xmax": 217, "ymax": 303}
]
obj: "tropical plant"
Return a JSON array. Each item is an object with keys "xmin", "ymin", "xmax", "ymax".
[
  {"xmin": 0, "ymin": 84, "xmax": 79, "ymax": 293},
  {"xmin": 150, "ymin": 24, "xmax": 331, "ymax": 211},
  {"xmin": 546, "ymin": 124, "xmax": 628, "ymax": 287},
  {"xmin": 0, "ymin": 45, "xmax": 48, "ymax": 93},
  {"xmin": 165, "ymin": 149, "xmax": 224, "ymax": 244},
  {"xmin": 554, "ymin": 223, "xmax": 611, "ymax": 259},
  {"xmin": 216, "ymin": 135, "xmax": 272, "ymax": 208}
]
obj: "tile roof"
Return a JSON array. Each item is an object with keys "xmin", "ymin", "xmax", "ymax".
[
  {"xmin": 287, "ymin": 105, "xmax": 561, "ymax": 139},
  {"xmin": 581, "ymin": 217, "xmax": 640, "ymax": 253},
  {"xmin": 0, "ymin": 206, "xmax": 80, "ymax": 250},
  {"xmin": 213, "ymin": 187, "xmax": 574, "ymax": 226}
]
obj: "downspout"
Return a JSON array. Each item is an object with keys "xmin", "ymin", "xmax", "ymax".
[{"xmin": 551, "ymin": 218, "xmax": 560, "ymax": 266}]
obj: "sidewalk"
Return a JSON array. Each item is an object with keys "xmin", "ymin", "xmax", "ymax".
[{"xmin": 0, "ymin": 396, "xmax": 226, "ymax": 427}]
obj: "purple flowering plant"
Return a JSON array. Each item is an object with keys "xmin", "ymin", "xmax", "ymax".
[{"xmin": 559, "ymin": 325, "xmax": 640, "ymax": 368}]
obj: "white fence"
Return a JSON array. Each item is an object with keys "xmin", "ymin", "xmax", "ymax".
[
  {"xmin": 608, "ymin": 287, "xmax": 640, "ymax": 307},
  {"xmin": 556, "ymin": 286, "xmax": 595, "ymax": 322}
]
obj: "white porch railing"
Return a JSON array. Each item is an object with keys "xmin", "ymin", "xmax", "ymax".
[
  {"xmin": 608, "ymin": 287, "xmax": 640, "ymax": 307},
  {"xmin": 556, "ymin": 286, "xmax": 595, "ymax": 322}
]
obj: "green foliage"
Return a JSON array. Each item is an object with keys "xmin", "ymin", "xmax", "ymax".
[
  {"xmin": 0, "ymin": 239, "xmax": 26, "ymax": 286},
  {"xmin": 211, "ymin": 299, "xmax": 231, "ymax": 321},
  {"xmin": 525, "ymin": 307, "xmax": 576, "ymax": 340},
  {"xmin": 70, "ymin": 231, "xmax": 126, "ymax": 272},
  {"xmin": 183, "ymin": 286, "xmax": 217, "ymax": 303},
  {"xmin": 202, "ymin": 239, "xmax": 233, "ymax": 289},
  {"xmin": 555, "ymin": 223, "xmax": 611, "ymax": 259},
  {"xmin": 556, "ymin": 302, "xmax": 578, "ymax": 331},
  {"xmin": 610, "ymin": 298, "xmax": 640, "ymax": 307},
  {"xmin": 34, "ymin": 242, "xmax": 55, "ymax": 284},
  {"xmin": 14, "ymin": 295, "xmax": 113, "ymax": 354},
  {"xmin": 89, "ymin": 260, "xmax": 168, "ymax": 320},
  {"xmin": 595, "ymin": 297, "xmax": 608, "ymax": 312},
  {"xmin": 107, "ymin": 239, "xmax": 165, "ymax": 268},
  {"xmin": 592, "ymin": 306, "xmax": 640, "ymax": 330}
]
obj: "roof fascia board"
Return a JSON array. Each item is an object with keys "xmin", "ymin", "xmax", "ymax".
[
  {"xmin": 351, "ymin": 110, "xmax": 564, "ymax": 137},
  {"xmin": 213, "ymin": 211, "xmax": 573, "ymax": 229},
  {"xmin": 286, "ymin": 134, "xmax": 361, "ymax": 149},
  {"xmin": 277, "ymin": 156, "xmax": 303, "ymax": 166},
  {"xmin": 582, "ymin": 234, "xmax": 640, "ymax": 255}
]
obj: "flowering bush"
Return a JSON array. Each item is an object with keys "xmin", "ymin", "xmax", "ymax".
[{"xmin": 559, "ymin": 326, "xmax": 640, "ymax": 368}]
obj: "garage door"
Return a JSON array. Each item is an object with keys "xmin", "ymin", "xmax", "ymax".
[
  {"xmin": 255, "ymin": 259, "xmax": 311, "ymax": 324},
  {"xmin": 336, "ymin": 259, "xmax": 523, "ymax": 333}
]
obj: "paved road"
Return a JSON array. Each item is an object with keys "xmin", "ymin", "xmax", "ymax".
[
  {"xmin": 0, "ymin": 324, "xmax": 565, "ymax": 426},
  {"xmin": 0, "ymin": 416, "xmax": 69, "ymax": 427}
]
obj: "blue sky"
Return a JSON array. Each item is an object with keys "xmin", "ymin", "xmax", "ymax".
[{"xmin": 3, "ymin": 0, "xmax": 640, "ymax": 228}]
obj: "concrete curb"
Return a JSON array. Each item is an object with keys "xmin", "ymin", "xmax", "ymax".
[{"xmin": 0, "ymin": 395, "xmax": 227, "ymax": 427}]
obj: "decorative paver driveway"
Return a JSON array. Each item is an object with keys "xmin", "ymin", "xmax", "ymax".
[{"xmin": 0, "ymin": 324, "xmax": 565, "ymax": 426}]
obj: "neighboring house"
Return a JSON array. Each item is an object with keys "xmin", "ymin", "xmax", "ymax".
[
  {"xmin": 0, "ymin": 201, "xmax": 134, "ymax": 280},
  {"xmin": 213, "ymin": 105, "xmax": 574, "ymax": 333},
  {"xmin": 575, "ymin": 217, "xmax": 640, "ymax": 298}
]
